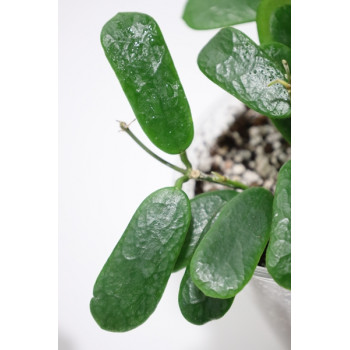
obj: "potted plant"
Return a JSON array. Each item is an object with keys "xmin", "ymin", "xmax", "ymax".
[{"xmin": 90, "ymin": 0, "xmax": 291, "ymax": 340}]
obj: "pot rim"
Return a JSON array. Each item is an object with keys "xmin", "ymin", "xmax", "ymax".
[{"xmin": 254, "ymin": 265, "xmax": 273, "ymax": 280}]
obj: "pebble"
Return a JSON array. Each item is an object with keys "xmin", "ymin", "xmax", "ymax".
[
  {"xmin": 272, "ymin": 141, "xmax": 282, "ymax": 150},
  {"xmin": 251, "ymin": 135, "xmax": 263, "ymax": 147},
  {"xmin": 224, "ymin": 160, "xmax": 233, "ymax": 170},
  {"xmin": 249, "ymin": 126, "xmax": 261, "ymax": 137},
  {"xmin": 256, "ymin": 155, "xmax": 272, "ymax": 178},
  {"xmin": 196, "ymin": 108, "xmax": 291, "ymax": 193},
  {"xmin": 232, "ymin": 131, "xmax": 243, "ymax": 146},
  {"xmin": 243, "ymin": 170, "xmax": 262, "ymax": 185},
  {"xmin": 232, "ymin": 164, "xmax": 246, "ymax": 175},
  {"xmin": 266, "ymin": 133, "xmax": 281, "ymax": 143}
]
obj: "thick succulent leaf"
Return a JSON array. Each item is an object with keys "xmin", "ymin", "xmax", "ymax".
[
  {"xmin": 183, "ymin": 0, "xmax": 261, "ymax": 30},
  {"xmin": 90, "ymin": 187, "xmax": 191, "ymax": 332},
  {"xmin": 257, "ymin": 0, "xmax": 291, "ymax": 47},
  {"xmin": 270, "ymin": 118, "xmax": 291, "ymax": 144},
  {"xmin": 174, "ymin": 190, "xmax": 238, "ymax": 271},
  {"xmin": 260, "ymin": 42, "xmax": 291, "ymax": 142},
  {"xmin": 266, "ymin": 160, "xmax": 291, "ymax": 289},
  {"xmin": 101, "ymin": 12, "xmax": 194, "ymax": 154},
  {"xmin": 261, "ymin": 42, "xmax": 291, "ymax": 72},
  {"xmin": 198, "ymin": 27, "xmax": 291, "ymax": 119},
  {"xmin": 191, "ymin": 188, "xmax": 273, "ymax": 299},
  {"xmin": 179, "ymin": 267, "xmax": 234, "ymax": 325}
]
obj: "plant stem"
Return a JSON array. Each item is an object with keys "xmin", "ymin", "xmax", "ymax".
[
  {"xmin": 119, "ymin": 121, "xmax": 249, "ymax": 191},
  {"xmin": 198, "ymin": 172, "xmax": 249, "ymax": 190},
  {"xmin": 175, "ymin": 176, "xmax": 189, "ymax": 190},
  {"xmin": 120, "ymin": 122, "xmax": 187, "ymax": 175},
  {"xmin": 180, "ymin": 151, "xmax": 192, "ymax": 169}
]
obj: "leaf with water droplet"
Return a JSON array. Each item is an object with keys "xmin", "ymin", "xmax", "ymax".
[
  {"xmin": 266, "ymin": 160, "xmax": 291, "ymax": 289},
  {"xmin": 101, "ymin": 12, "xmax": 194, "ymax": 154},
  {"xmin": 198, "ymin": 27, "xmax": 291, "ymax": 119},
  {"xmin": 90, "ymin": 187, "xmax": 191, "ymax": 332}
]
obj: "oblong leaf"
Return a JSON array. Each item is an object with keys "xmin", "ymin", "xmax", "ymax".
[
  {"xmin": 101, "ymin": 12, "xmax": 194, "ymax": 154},
  {"xmin": 198, "ymin": 27, "xmax": 291, "ymax": 119},
  {"xmin": 266, "ymin": 160, "xmax": 291, "ymax": 289},
  {"xmin": 183, "ymin": 0, "xmax": 260, "ymax": 30},
  {"xmin": 179, "ymin": 267, "xmax": 234, "ymax": 325},
  {"xmin": 90, "ymin": 187, "xmax": 191, "ymax": 332},
  {"xmin": 174, "ymin": 189, "xmax": 238, "ymax": 271},
  {"xmin": 191, "ymin": 187, "xmax": 273, "ymax": 299},
  {"xmin": 257, "ymin": 0, "xmax": 291, "ymax": 47}
]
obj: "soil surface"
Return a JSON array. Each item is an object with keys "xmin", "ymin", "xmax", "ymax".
[
  {"xmin": 194, "ymin": 107, "xmax": 291, "ymax": 196},
  {"xmin": 193, "ymin": 106, "xmax": 291, "ymax": 266}
]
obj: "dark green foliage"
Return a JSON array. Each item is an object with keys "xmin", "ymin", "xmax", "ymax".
[
  {"xmin": 90, "ymin": 188, "xmax": 191, "ymax": 332},
  {"xmin": 257, "ymin": 0, "xmax": 291, "ymax": 47},
  {"xmin": 101, "ymin": 12, "xmax": 194, "ymax": 154},
  {"xmin": 191, "ymin": 188, "xmax": 273, "ymax": 299},
  {"xmin": 179, "ymin": 267, "xmax": 234, "ymax": 325},
  {"xmin": 91, "ymin": 5, "xmax": 292, "ymax": 332},
  {"xmin": 261, "ymin": 42, "xmax": 291, "ymax": 72},
  {"xmin": 174, "ymin": 189, "xmax": 238, "ymax": 271},
  {"xmin": 266, "ymin": 160, "xmax": 291, "ymax": 289},
  {"xmin": 198, "ymin": 27, "xmax": 291, "ymax": 119}
]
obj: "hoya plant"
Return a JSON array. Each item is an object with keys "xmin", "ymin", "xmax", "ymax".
[{"xmin": 90, "ymin": 0, "xmax": 291, "ymax": 332}]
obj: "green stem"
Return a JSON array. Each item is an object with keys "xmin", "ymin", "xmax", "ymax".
[
  {"xmin": 198, "ymin": 171, "xmax": 248, "ymax": 190},
  {"xmin": 119, "ymin": 121, "xmax": 249, "ymax": 191},
  {"xmin": 120, "ymin": 122, "xmax": 187, "ymax": 175},
  {"xmin": 180, "ymin": 151, "xmax": 192, "ymax": 169},
  {"xmin": 175, "ymin": 176, "xmax": 189, "ymax": 190}
]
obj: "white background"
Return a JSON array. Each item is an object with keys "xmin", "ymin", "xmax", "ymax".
[{"xmin": 59, "ymin": 0, "xmax": 290, "ymax": 349}]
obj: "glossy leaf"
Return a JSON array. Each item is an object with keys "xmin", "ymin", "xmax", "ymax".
[
  {"xmin": 261, "ymin": 42, "xmax": 291, "ymax": 72},
  {"xmin": 257, "ymin": 0, "xmax": 291, "ymax": 47},
  {"xmin": 179, "ymin": 267, "xmax": 234, "ymax": 325},
  {"xmin": 266, "ymin": 160, "xmax": 291, "ymax": 289},
  {"xmin": 198, "ymin": 27, "xmax": 291, "ymax": 119},
  {"xmin": 270, "ymin": 118, "xmax": 291, "ymax": 144},
  {"xmin": 191, "ymin": 187, "xmax": 273, "ymax": 299},
  {"xmin": 101, "ymin": 12, "xmax": 194, "ymax": 154},
  {"xmin": 183, "ymin": 0, "xmax": 260, "ymax": 30},
  {"xmin": 90, "ymin": 187, "xmax": 191, "ymax": 332},
  {"xmin": 174, "ymin": 189, "xmax": 238, "ymax": 271}
]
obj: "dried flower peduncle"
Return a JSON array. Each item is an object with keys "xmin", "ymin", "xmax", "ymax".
[
  {"xmin": 267, "ymin": 59, "xmax": 291, "ymax": 95},
  {"xmin": 117, "ymin": 119, "xmax": 136, "ymax": 131}
]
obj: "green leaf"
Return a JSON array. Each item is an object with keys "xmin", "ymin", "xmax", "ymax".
[
  {"xmin": 266, "ymin": 160, "xmax": 291, "ymax": 289},
  {"xmin": 190, "ymin": 187, "xmax": 273, "ymax": 299},
  {"xmin": 260, "ymin": 42, "xmax": 291, "ymax": 143},
  {"xmin": 270, "ymin": 118, "xmax": 291, "ymax": 144},
  {"xmin": 90, "ymin": 187, "xmax": 191, "ymax": 332},
  {"xmin": 261, "ymin": 42, "xmax": 291, "ymax": 72},
  {"xmin": 183, "ymin": 0, "xmax": 261, "ymax": 30},
  {"xmin": 101, "ymin": 12, "xmax": 194, "ymax": 154},
  {"xmin": 198, "ymin": 27, "xmax": 291, "ymax": 119},
  {"xmin": 257, "ymin": 0, "xmax": 291, "ymax": 47},
  {"xmin": 174, "ymin": 189, "xmax": 238, "ymax": 271},
  {"xmin": 179, "ymin": 267, "xmax": 234, "ymax": 325}
]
